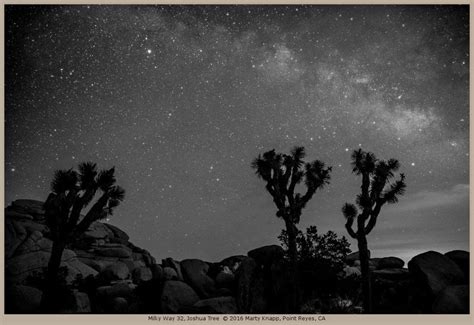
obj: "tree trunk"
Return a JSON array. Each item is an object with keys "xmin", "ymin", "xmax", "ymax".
[
  {"xmin": 284, "ymin": 217, "xmax": 299, "ymax": 312},
  {"xmin": 285, "ymin": 218, "xmax": 297, "ymax": 266},
  {"xmin": 357, "ymin": 232, "xmax": 372, "ymax": 313},
  {"xmin": 41, "ymin": 238, "xmax": 67, "ymax": 313}
]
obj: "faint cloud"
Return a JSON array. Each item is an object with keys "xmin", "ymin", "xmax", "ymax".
[
  {"xmin": 353, "ymin": 75, "xmax": 371, "ymax": 84},
  {"xmin": 391, "ymin": 184, "xmax": 469, "ymax": 213},
  {"xmin": 384, "ymin": 106, "xmax": 438, "ymax": 137},
  {"xmin": 363, "ymin": 102, "xmax": 440, "ymax": 137},
  {"xmin": 257, "ymin": 43, "xmax": 305, "ymax": 83}
]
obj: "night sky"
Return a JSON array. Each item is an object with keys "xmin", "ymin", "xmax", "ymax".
[{"xmin": 5, "ymin": 5, "xmax": 469, "ymax": 263}]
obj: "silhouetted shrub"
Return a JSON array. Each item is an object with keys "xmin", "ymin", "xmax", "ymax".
[{"xmin": 279, "ymin": 226, "xmax": 351, "ymax": 298}]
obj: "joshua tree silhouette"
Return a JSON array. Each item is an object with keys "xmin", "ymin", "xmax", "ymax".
[
  {"xmin": 41, "ymin": 162, "xmax": 125, "ymax": 312},
  {"xmin": 342, "ymin": 149, "xmax": 406, "ymax": 313},
  {"xmin": 251, "ymin": 146, "xmax": 331, "ymax": 311}
]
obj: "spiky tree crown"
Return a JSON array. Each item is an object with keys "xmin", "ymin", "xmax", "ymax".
[
  {"xmin": 342, "ymin": 149, "xmax": 406, "ymax": 237},
  {"xmin": 45, "ymin": 162, "xmax": 125, "ymax": 239},
  {"xmin": 251, "ymin": 146, "xmax": 331, "ymax": 222}
]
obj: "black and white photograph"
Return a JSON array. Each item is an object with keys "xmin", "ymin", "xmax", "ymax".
[{"xmin": 4, "ymin": 4, "xmax": 470, "ymax": 315}]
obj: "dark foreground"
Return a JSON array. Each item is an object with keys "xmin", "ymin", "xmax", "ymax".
[{"xmin": 5, "ymin": 199, "xmax": 469, "ymax": 314}]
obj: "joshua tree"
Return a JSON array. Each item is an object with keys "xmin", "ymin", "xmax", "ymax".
[
  {"xmin": 41, "ymin": 162, "xmax": 125, "ymax": 312},
  {"xmin": 341, "ymin": 149, "xmax": 406, "ymax": 313},
  {"xmin": 251, "ymin": 146, "xmax": 331, "ymax": 311}
]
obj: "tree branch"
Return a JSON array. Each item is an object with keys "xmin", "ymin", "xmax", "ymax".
[
  {"xmin": 74, "ymin": 192, "xmax": 109, "ymax": 236},
  {"xmin": 345, "ymin": 217, "xmax": 357, "ymax": 239},
  {"xmin": 365, "ymin": 200, "xmax": 384, "ymax": 234}
]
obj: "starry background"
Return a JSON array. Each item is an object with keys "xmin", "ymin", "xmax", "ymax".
[{"xmin": 5, "ymin": 5, "xmax": 469, "ymax": 263}]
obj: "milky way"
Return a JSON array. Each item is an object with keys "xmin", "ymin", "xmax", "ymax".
[{"xmin": 5, "ymin": 5, "xmax": 469, "ymax": 262}]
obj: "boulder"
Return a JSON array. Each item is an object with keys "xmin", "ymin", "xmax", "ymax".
[
  {"xmin": 408, "ymin": 251, "xmax": 465, "ymax": 296},
  {"xmin": 235, "ymin": 257, "xmax": 266, "ymax": 313},
  {"xmin": 5, "ymin": 218, "xmax": 49, "ymax": 258},
  {"xmin": 180, "ymin": 259, "xmax": 217, "ymax": 298},
  {"xmin": 432, "ymin": 285, "xmax": 469, "ymax": 314},
  {"xmin": 5, "ymin": 209, "xmax": 34, "ymax": 220},
  {"xmin": 193, "ymin": 296, "xmax": 238, "ymax": 314},
  {"xmin": 220, "ymin": 255, "xmax": 247, "ymax": 273},
  {"xmin": 100, "ymin": 262, "xmax": 130, "ymax": 282},
  {"xmin": 151, "ymin": 264, "xmax": 163, "ymax": 280},
  {"xmin": 346, "ymin": 250, "xmax": 370, "ymax": 265},
  {"xmin": 96, "ymin": 281, "xmax": 136, "ymax": 299},
  {"xmin": 207, "ymin": 262, "xmax": 221, "ymax": 279},
  {"xmin": 73, "ymin": 291, "xmax": 91, "ymax": 313},
  {"xmin": 15, "ymin": 231, "xmax": 52, "ymax": 256},
  {"xmin": 66, "ymin": 259, "xmax": 100, "ymax": 282},
  {"xmin": 108, "ymin": 297, "xmax": 128, "ymax": 313},
  {"xmin": 6, "ymin": 249, "xmax": 97, "ymax": 284},
  {"xmin": 83, "ymin": 229, "xmax": 108, "ymax": 241},
  {"xmin": 354, "ymin": 259, "xmax": 378, "ymax": 270},
  {"xmin": 77, "ymin": 258, "xmax": 116, "ymax": 273},
  {"xmin": 12, "ymin": 199, "xmax": 45, "ymax": 216},
  {"xmin": 132, "ymin": 267, "xmax": 153, "ymax": 284},
  {"xmin": 445, "ymin": 250, "xmax": 469, "ymax": 280},
  {"xmin": 163, "ymin": 267, "xmax": 178, "ymax": 280},
  {"xmin": 372, "ymin": 268, "xmax": 410, "ymax": 281},
  {"xmin": 161, "ymin": 280, "xmax": 199, "ymax": 313},
  {"xmin": 247, "ymin": 245, "xmax": 284, "ymax": 267},
  {"xmin": 215, "ymin": 267, "xmax": 235, "ymax": 289},
  {"xmin": 5, "ymin": 219, "xmax": 28, "ymax": 258},
  {"xmin": 132, "ymin": 252, "xmax": 151, "ymax": 269},
  {"xmin": 119, "ymin": 258, "xmax": 136, "ymax": 273},
  {"xmin": 94, "ymin": 245, "xmax": 132, "ymax": 258},
  {"xmin": 132, "ymin": 259, "xmax": 147, "ymax": 270},
  {"xmin": 80, "ymin": 221, "xmax": 114, "ymax": 241},
  {"xmin": 104, "ymin": 223, "xmax": 130, "ymax": 242},
  {"xmin": 377, "ymin": 257, "xmax": 404, "ymax": 269},
  {"xmin": 59, "ymin": 290, "xmax": 91, "ymax": 313},
  {"xmin": 15, "ymin": 219, "xmax": 48, "ymax": 234},
  {"xmin": 5, "ymin": 285, "xmax": 42, "ymax": 313},
  {"xmin": 162, "ymin": 258, "xmax": 184, "ymax": 281}
]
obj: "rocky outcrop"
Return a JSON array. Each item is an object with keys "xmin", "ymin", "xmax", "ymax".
[
  {"xmin": 5, "ymin": 199, "xmax": 156, "ymax": 314},
  {"xmin": 5, "ymin": 200, "xmax": 155, "ymax": 285}
]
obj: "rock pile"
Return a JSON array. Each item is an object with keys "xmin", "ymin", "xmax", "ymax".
[
  {"xmin": 5, "ymin": 199, "xmax": 155, "ymax": 313},
  {"xmin": 341, "ymin": 250, "xmax": 469, "ymax": 313},
  {"xmin": 4, "ymin": 199, "xmax": 470, "ymax": 314}
]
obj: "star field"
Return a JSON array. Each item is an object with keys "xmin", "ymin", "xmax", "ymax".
[{"xmin": 5, "ymin": 5, "xmax": 469, "ymax": 262}]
